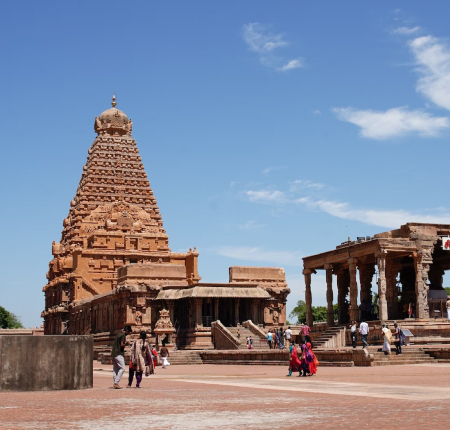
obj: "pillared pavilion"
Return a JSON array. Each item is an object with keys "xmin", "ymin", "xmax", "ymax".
[{"xmin": 42, "ymin": 97, "xmax": 289, "ymax": 350}]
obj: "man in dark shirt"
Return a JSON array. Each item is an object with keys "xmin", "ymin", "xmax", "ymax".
[{"xmin": 112, "ymin": 325, "xmax": 131, "ymax": 389}]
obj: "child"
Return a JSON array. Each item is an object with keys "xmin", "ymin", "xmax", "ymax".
[{"xmin": 151, "ymin": 344, "xmax": 158, "ymax": 368}]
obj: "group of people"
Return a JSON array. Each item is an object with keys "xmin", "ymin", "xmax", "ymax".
[
  {"xmin": 266, "ymin": 326, "xmax": 294, "ymax": 349},
  {"xmin": 111, "ymin": 325, "xmax": 171, "ymax": 389},
  {"xmin": 350, "ymin": 320, "xmax": 405, "ymax": 355},
  {"xmin": 287, "ymin": 340, "xmax": 319, "ymax": 377}
]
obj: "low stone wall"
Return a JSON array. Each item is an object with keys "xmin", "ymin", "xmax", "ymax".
[
  {"xmin": 200, "ymin": 348, "xmax": 374, "ymax": 366},
  {"xmin": 0, "ymin": 335, "xmax": 93, "ymax": 391},
  {"xmin": 0, "ymin": 328, "xmax": 44, "ymax": 336}
]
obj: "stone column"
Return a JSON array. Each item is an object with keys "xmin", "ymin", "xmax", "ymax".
[
  {"xmin": 303, "ymin": 268, "xmax": 313, "ymax": 327},
  {"xmin": 386, "ymin": 261, "xmax": 401, "ymax": 320},
  {"xmin": 214, "ymin": 298, "xmax": 219, "ymax": 321},
  {"xmin": 251, "ymin": 299, "xmax": 259, "ymax": 324},
  {"xmin": 348, "ymin": 258, "xmax": 359, "ymax": 322},
  {"xmin": 167, "ymin": 300, "xmax": 175, "ymax": 324},
  {"xmin": 358, "ymin": 262, "xmax": 375, "ymax": 306},
  {"xmin": 376, "ymin": 251, "xmax": 388, "ymax": 322},
  {"xmin": 414, "ymin": 246, "xmax": 434, "ymax": 319},
  {"xmin": 234, "ymin": 298, "xmax": 240, "ymax": 326},
  {"xmin": 194, "ymin": 298, "xmax": 203, "ymax": 327},
  {"xmin": 324, "ymin": 263, "xmax": 334, "ymax": 326},
  {"xmin": 336, "ymin": 268, "xmax": 349, "ymax": 324}
]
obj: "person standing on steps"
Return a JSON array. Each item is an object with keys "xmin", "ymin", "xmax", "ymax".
[
  {"xmin": 267, "ymin": 330, "xmax": 273, "ymax": 349},
  {"xmin": 284, "ymin": 326, "xmax": 292, "ymax": 349},
  {"xmin": 349, "ymin": 320, "xmax": 358, "ymax": 348},
  {"xmin": 359, "ymin": 320, "xmax": 369, "ymax": 349},
  {"xmin": 393, "ymin": 322, "xmax": 403, "ymax": 355},
  {"xmin": 301, "ymin": 323, "xmax": 311, "ymax": 345},
  {"xmin": 112, "ymin": 325, "xmax": 131, "ymax": 389}
]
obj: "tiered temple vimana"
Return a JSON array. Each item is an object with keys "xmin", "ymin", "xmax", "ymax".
[{"xmin": 42, "ymin": 97, "xmax": 289, "ymax": 349}]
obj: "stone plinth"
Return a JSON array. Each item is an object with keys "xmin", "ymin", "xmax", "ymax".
[{"xmin": 0, "ymin": 335, "xmax": 93, "ymax": 391}]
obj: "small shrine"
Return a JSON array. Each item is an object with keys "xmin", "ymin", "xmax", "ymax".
[{"xmin": 153, "ymin": 309, "xmax": 176, "ymax": 349}]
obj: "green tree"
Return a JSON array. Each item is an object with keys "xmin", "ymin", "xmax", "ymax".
[
  {"xmin": 289, "ymin": 301, "xmax": 339, "ymax": 324},
  {"xmin": 445, "ymin": 287, "xmax": 450, "ymax": 296},
  {"xmin": 0, "ymin": 306, "xmax": 23, "ymax": 329}
]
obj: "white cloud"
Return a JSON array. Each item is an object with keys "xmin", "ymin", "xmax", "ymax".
[
  {"xmin": 409, "ymin": 35, "xmax": 450, "ymax": 111},
  {"xmin": 242, "ymin": 23, "xmax": 302, "ymax": 73},
  {"xmin": 313, "ymin": 110, "xmax": 322, "ymax": 115},
  {"xmin": 243, "ymin": 23, "xmax": 288, "ymax": 53},
  {"xmin": 332, "ymin": 106, "xmax": 449, "ymax": 139},
  {"xmin": 278, "ymin": 58, "xmax": 304, "ymax": 72},
  {"xmin": 262, "ymin": 166, "xmax": 286, "ymax": 175},
  {"xmin": 289, "ymin": 179, "xmax": 325, "ymax": 191},
  {"xmin": 393, "ymin": 26, "xmax": 421, "ymax": 35},
  {"xmin": 239, "ymin": 220, "xmax": 266, "ymax": 230},
  {"xmin": 215, "ymin": 246, "xmax": 303, "ymax": 267},
  {"xmin": 245, "ymin": 190, "xmax": 286, "ymax": 203},
  {"xmin": 296, "ymin": 197, "xmax": 450, "ymax": 228}
]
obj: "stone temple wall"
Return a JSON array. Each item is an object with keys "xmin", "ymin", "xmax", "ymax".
[{"xmin": 0, "ymin": 335, "xmax": 93, "ymax": 391}]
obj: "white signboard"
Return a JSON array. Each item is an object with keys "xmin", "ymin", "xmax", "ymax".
[{"xmin": 443, "ymin": 237, "xmax": 450, "ymax": 251}]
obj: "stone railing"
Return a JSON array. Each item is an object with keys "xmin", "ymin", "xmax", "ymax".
[
  {"xmin": 242, "ymin": 320, "xmax": 267, "ymax": 340},
  {"xmin": 211, "ymin": 320, "xmax": 240, "ymax": 350}
]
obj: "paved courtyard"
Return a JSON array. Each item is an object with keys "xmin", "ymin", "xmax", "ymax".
[{"xmin": 1, "ymin": 363, "xmax": 450, "ymax": 429}]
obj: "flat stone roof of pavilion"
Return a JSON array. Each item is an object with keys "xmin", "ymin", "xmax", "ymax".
[{"xmin": 303, "ymin": 222, "xmax": 450, "ymax": 270}]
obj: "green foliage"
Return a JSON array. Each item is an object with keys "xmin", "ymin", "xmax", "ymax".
[
  {"xmin": 289, "ymin": 300, "xmax": 339, "ymax": 324},
  {"xmin": 0, "ymin": 306, "xmax": 23, "ymax": 329},
  {"xmin": 445, "ymin": 287, "xmax": 450, "ymax": 296}
]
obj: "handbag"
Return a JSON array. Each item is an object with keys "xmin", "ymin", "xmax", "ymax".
[{"xmin": 129, "ymin": 360, "xmax": 137, "ymax": 370}]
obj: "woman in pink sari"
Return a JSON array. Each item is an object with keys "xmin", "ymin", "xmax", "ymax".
[
  {"xmin": 306, "ymin": 342, "xmax": 319, "ymax": 375},
  {"xmin": 287, "ymin": 343, "xmax": 302, "ymax": 377}
]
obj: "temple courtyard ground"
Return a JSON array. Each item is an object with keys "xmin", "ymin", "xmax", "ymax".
[{"xmin": 1, "ymin": 363, "xmax": 450, "ymax": 429}]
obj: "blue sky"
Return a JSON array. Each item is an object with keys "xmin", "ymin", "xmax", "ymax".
[{"xmin": 1, "ymin": 1, "xmax": 450, "ymax": 328}]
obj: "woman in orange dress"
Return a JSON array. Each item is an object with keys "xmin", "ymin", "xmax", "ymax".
[{"xmin": 306, "ymin": 342, "xmax": 319, "ymax": 375}]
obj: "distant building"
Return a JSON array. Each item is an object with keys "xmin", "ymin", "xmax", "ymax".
[
  {"xmin": 42, "ymin": 97, "xmax": 289, "ymax": 349},
  {"xmin": 302, "ymin": 223, "xmax": 450, "ymax": 326}
]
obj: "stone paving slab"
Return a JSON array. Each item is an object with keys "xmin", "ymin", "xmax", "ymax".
[{"xmin": 1, "ymin": 364, "xmax": 450, "ymax": 429}]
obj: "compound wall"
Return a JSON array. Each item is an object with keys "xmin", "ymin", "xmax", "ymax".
[{"xmin": 0, "ymin": 335, "xmax": 93, "ymax": 391}]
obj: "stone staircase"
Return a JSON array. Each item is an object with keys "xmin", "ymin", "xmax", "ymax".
[
  {"xmin": 161, "ymin": 350, "xmax": 203, "ymax": 365},
  {"xmin": 313, "ymin": 326, "xmax": 346, "ymax": 349},
  {"xmin": 227, "ymin": 326, "xmax": 270, "ymax": 349},
  {"xmin": 369, "ymin": 348, "xmax": 436, "ymax": 366}
]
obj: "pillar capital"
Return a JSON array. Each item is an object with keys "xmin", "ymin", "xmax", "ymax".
[
  {"xmin": 324, "ymin": 263, "xmax": 333, "ymax": 270},
  {"xmin": 347, "ymin": 257, "xmax": 358, "ymax": 266},
  {"xmin": 303, "ymin": 268, "xmax": 314, "ymax": 275}
]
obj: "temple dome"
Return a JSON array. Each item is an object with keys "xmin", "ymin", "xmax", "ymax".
[{"xmin": 94, "ymin": 95, "xmax": 132, "ymax": 135}]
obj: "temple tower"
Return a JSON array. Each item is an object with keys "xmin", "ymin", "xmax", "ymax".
[{"xmin": 42, "ymin": 97, "xmax": 199, "ymax": 334}]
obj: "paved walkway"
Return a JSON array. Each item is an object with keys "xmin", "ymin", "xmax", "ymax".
[{"xmin": 1, "ymin": 363, "xmax": 450, "ymax": 429}]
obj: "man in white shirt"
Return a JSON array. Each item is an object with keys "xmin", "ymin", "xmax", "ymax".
[
  {"xmin": 349, "ymin": 320, "xmax": 358, "ymax": 348},
  {"xmin": 284, "ymin": 326, "xmax": 292, "ymax": 348},
  {"xmin": 359, "ymin": 320, "xmax": 369, "ymax": 349}
]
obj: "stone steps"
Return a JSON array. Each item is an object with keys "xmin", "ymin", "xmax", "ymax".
[
  {"xmin": 164, "ymin": 351, "xmax": 203, "ymax": 365},
  {"xmin": 227, "ymin": 326, "xmax": 270, "ymax": 350}
]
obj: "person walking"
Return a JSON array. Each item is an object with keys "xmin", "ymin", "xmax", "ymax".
[
  {"xmin": 127, "ymin": 331, "xmax": 154, "ymax": 388},
  {"xmin": 267, "ymin": 330, "xmax": 273, "ymax": 349},
  {"xmin": 284, "ymin": 326, "xmax": 292, "ymax": 349},
  {"xmin": 112, "ymin": 325, "xmax": 131, "ymax": 389},
  {"xmin": 349, "ymin": 320, "xmax": 358, "ymax": 348},
  {"xmin": 359, "ymin": 320, "xmax": 369, "ymax": 349},
  {"xmin": 306, "ymin": 342, "xmax": 319, "ymax": 375},
  {"xmin": 247, "ymin": 336, "xmax": 253, "ymax": 349},
  {"xmin": 160, "ymin": 343, "xmax": 170, "ymax": 368},
  {"xmin": 287, "ymin": 343, "xmax": 302, "ymax": 377}
]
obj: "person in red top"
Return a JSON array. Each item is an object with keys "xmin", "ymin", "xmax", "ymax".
[
  {"xmin": 151, "ymin": 344, "xmax": 158, "ymax": 369},
  {"xmin": 301, "ymin": 324, "xmax": 311, "ymax": 344}
]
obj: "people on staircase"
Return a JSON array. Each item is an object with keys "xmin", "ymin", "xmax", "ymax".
[
  {"xmin": 349, "ymin": 320, "xmax": 358, "ymax": 348},
  {"xmin": 359, "ymin": 320, "xmax": 369, "ymax": 349},
  {"xmin": 381, "ymin": 324, "xmax": 391, "ymax": 355},
  {"xmin": 301, "ymin": 324, "xmax": 311, "ymax": 344},
  {"xmin": 267, "ymin": 330, "xmax": 273, "ymax": 349},
  {"xmin": 247, "ymin": 336, "xmax": 254, "ymax": 349},
  {"xmin": 277, "ymin": 328, "xmax": 285, "ymax": 349},
  {"xmin": 393, "ymin": 322, "xmax": 403, "ymax": 355},
  {"xmin": 284, "ymin": 326, "xmax": 292, "ymax": 349},
  {"xmin": 160, "ymin": 342, "xmax": 170, "ymax": 368}
]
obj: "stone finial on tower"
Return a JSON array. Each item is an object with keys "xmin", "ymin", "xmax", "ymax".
[{"xmin": 112, "ymin": 94, "xmax": 117, "ymax": 108}]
